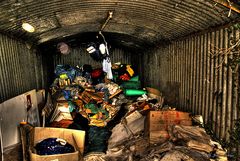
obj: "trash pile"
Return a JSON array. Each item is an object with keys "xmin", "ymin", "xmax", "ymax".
[
  {"xmin": 46, "ymin": 63, "xmax": 149, "ymax": 153},
  {"xmin": 98, "ymin": 106, "xmax": 228, "ymax": 161},
  {"xmin": 49, "ymin": 63, "xmax": 138, "ymax": 127},
  {"xmin": 45, "ymin": 63, "xmax": 228, "ymax": 161},
  {"xmin": 84, "ymin": 121, "xmax": 228, "ymax": 161}
]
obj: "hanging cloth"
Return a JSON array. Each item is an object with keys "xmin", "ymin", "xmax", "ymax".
[
  {"xmin": 99, "ymin": 31, "xmax": 113, "ymax": 79},
  {"xmin": 102, "ymin": 57, "xmax": 113, "ymax": 79}
]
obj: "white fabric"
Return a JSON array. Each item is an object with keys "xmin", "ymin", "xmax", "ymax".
[
  {"xmin": 103, "ymin": 57, "xmax": 113, "ymax": 79},
  {"xmin": 99, "ymin": 31, "xmax": 113, "ymax": 79}
]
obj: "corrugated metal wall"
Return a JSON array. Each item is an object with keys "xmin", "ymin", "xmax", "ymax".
[
  {"xmin": 143, "ymin": 25, "xmax": 239, "ymax": 145},
  {"xmin": 52, "ymin": 47, "xmax": 137, "ymax": 69},
  {"xmin": 0, "ymin": 34, "xmax": 45, "ymax": 103}
]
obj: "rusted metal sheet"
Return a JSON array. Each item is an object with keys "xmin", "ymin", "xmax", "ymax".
[
  {"xmin": 52, "ymin": 47, "xmax": 133, "ymax": 69},
  {"xmin": 213, "ymin": 0, "xmax": 240, "ymax": 13},
  {"xmin": 221, "ymin": 28, "xmax": 228, "ymax": 139},
  {"xmin": 0, "ymin": 0, "xmax": 239, "ymax": 52},
  {"xmin": 143, "ymin": 23, "xmax": 240, "ymax": 152},
  {"xmin": 0, "ymin": 34, "xmax": 45, "ymax": 103},
  {"xmin": 198, "ymin": 35, "xmax": 204, "ymax": 116}
]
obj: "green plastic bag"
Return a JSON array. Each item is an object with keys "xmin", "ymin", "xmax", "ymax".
[
  {"xmin": 120, "ymin": 81, "xmax": 141, "ymax": 89},
  {"xmin": 129, "ymin": 75, "xmax": 139, "ymax": 82},
  {"xmin": 124, "ymin": 89, "xmax": 147, "ymax": 96}
]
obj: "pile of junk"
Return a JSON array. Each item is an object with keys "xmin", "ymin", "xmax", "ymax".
[
  {"xmin": 19, "ymin": 61, "xmax": 230, "ymax": 161},
  {"xmin": 20, "ymin": 40, "xmax": 229, "ymax": 161}
]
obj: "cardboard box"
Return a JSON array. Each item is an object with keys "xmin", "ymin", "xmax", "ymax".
[
  {"xmin": 149, "ymin": 130, "xmax": 169, "ymax": 144},
  {"xmin": 145, "ymin": 111, "xmax": 192, "ymax": 131},
  {"xmin": 29, "ymin": 127, "xmax": 85, "ymax": 161},
  {"xmin": 145, "ymin": 110, "xmax": 192, "ymax": 144}
]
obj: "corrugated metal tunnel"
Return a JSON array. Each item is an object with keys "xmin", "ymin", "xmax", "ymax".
[{"xmin": 0, "ymin": 0, "xmax": 239, "ymax": 160}]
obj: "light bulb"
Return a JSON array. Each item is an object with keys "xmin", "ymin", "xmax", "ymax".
[{"xmin": 22, "ymin": 22, "xmax": 35, "ymax": 32}]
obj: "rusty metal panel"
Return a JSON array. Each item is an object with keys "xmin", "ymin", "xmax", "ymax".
[
  {"xmin": 202, "ymin": 34, "xmax": 208, "ymax": 122},
  {"xmin": 0, "ymin": 34, "xmax": 45, "ymax": 103},
  {"xmin": 212, "ymin": 31, "xmax": 217, "ymax": 133},
  {"xmin": 221, "ymin": 28, "xmax": 228, "ymax": 139},
  {"xmin": 205, "ymin": 32, "xmax": 211, "ymax": 124},
  {"xmin": 142, "ymin": 23, "xmax": 239, "ymax": 152},
  {"xmin": 192, "ymin": 36, "xmax": 197, "ymax": 114},
  {"xmin": 189, "ymin": 36, "xmax": 194, "ymax": 113},
  {"xmin": 53, "ymin": 47, "xmax": 134, "ymax": 69},
  {"xmin": 215, "ymin": 29, "xmax": 220, "ymax": 138},
  {"xmin": 198, "ymin": 35, "xmax": 204, "ymax": 116},
  {"xmin": 182, "ymin": 38, "xmax": 186, "ymax": 110},
  {"xmin": 182, "ymin": 39, "xmax": 187, "ymax": 110},
  {"xmin": 1, "ymin": 0, "xmax": 239, "ymax": 46},
  {"xmin": 185, "ymin": 37, "xmax": 190, "ymax": 111},
  {"xmin": 231, "ymin": 28, "xmax": 239, "ymax": 134}
]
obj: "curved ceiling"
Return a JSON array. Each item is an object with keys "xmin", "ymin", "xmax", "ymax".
[{"xmin": 0, "ymin": 0, "xmax": 239, "ymax": 50}]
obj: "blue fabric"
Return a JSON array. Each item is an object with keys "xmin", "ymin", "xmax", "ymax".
[
  {"xmin": 35, "ymin": 138, "xmax": 74, "ymax": 155},
  {"xmin": 55, "ymin": 65, "xmax": 78, "ymax": 81},
  {"xmin": 63, "ymin": 90, "xmax": 71, "ymax": 100}
]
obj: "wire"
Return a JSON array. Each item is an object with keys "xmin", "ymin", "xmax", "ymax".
[{"xmin": 100, "ymin": 11, "xmax": 113, "ymax": 32}]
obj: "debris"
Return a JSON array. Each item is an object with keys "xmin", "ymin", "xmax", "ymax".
[
  {"xmin": 168, "ymin": 125, "xmax": 211, "ymax": 144},
  {"xmin": 187, "ymin": 140, "xmax": 213, "ymax": 153},
  {"xmin": 145, "ymin": 111, "xmax": 192, "ymax": 144},
  {"xmin": 160, "ymin": 146, "xmax": 210, "ymax": 161},
  {"xmin": 192, "ymin": 115, "xmax": 204, "ymax": 126},
  {"xmin": 148, "ymin": 130, "xmax": 170, "ymax": 144},
  {"xmin": 43, "ymin": 63, "xmax": 228, "ymax": 161},
  {"xmin": 84, "ymin": 152, "xmax": 106, "ymax": 161},
  {"xmin": 139, "ymin": 142, "xmax": 174, "ymax": 161},
  {"xmin": 86, "ymin": 126, "xmax": 110, "ymax": 153},
  {"xmin": 108, "ymin": 114, "xmax": 145, "ymax": 148},
  {"xmin": 108, "ymin": 123, "xmax": 132, "ymax": 148}
]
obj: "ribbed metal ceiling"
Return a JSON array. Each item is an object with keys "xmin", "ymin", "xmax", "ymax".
[{"xmin": 0, "ymin": 0, "xmax": 239, "ymax": 50}]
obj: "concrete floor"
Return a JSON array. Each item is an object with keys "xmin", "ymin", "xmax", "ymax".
[{"xmin": 2, "ymin": 144, "xmax": 23, "ymax": 161}]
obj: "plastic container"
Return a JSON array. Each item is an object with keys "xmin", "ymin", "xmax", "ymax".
[{"xmin": 124, "ymin": 89, "xmax": 147, "ymax": 96}]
